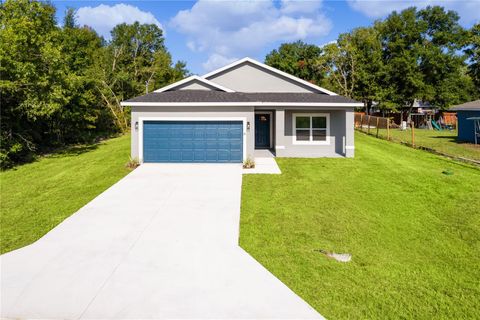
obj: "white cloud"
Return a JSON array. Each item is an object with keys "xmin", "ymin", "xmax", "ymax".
[
  {"xmin": 170, "ymin": 0, "xmax": 331, "ymax": 71},
  {"xmin": 202, "ymin": 53, "xmax": 238, "ymax": 72},
  {"xmin": 76, "ymin": 4, "xmax": 164, "ymax": 39},
  {"xmin": 280, "ymin": 0, "xmax": 323, "ymax": 14},
  {"xmin": 347, "ymin": 0, "xmax": 480, "ymax": 25}
]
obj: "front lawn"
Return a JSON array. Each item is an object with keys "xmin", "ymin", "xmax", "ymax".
[
  {"xmin": 240, "ymin": 132, "xmax": 480, "ymax": 319},
  {"xmin": 372, "ymin": 127, "xmax": 480, "ymax": 161},
  {"xmin": 0, "ymin": 135, "xmax": 131, "ymax": 254}
]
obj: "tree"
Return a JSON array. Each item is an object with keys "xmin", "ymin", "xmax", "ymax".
[
  {"xmin": 0, "ymin": 0, "xmax": 188, "ymax": 168},
  {"xmin": 318, "ymin": 27, "xmax": 387, "ymax": 114},
  {"xmin": 348, "ymin": 27, "xmax": 388, "ymax": 114},
  {"xmin": 317, "ymin": 32, "xmax": 360, "ymax": 99},
  {"xmin": 265, "ymin": 41, "xmax": 323, "ymax": 84},
  {"xmin": 0, "ymin": 0, "xmax": 66, "ymax": 165},
  {"xmin": 416, "ymin": 6, "xmax": 471, "ymax": 108},
  {"xmin": 96, "ymin": 22, "xmax": 187, "ymax": 132},
  {"xmin": 377, "ymin": 7, "xmax": 426, "ymax": 120},
  {"xmin": 58, "ymin": 12, "xmax": 111, "ymax": 143},
  {"xmin": 466, "ymin": 23, "xmax": 480, "ymax": 94},
  {"xmin": 63, "ymin": 7, "xmax": 77, "ymax": 29},
  {"xmin": 378, "ymin": 6, "xmax": 470, "ymax": 119}
]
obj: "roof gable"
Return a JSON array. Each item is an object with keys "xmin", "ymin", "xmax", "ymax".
[
  {"xmin": 203, "ymin": 57, "xmax": 337, "ymax": 95},
  {"xmin": 154, "ymin": 75, "xmax": 235, "ymax": 93}
]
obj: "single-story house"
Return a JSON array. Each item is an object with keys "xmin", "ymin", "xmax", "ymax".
[
  {"xmin": 451, "ymin": 100, "xmax": 480, "ymax": 144},
  {"xmin": 121, "ymin": 57, "xmax": 363, "ymax": 163}
]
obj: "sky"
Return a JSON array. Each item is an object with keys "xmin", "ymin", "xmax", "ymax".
[{"xmin": 52, "ymin": 0, "xmax": 480, "ymax": 75}]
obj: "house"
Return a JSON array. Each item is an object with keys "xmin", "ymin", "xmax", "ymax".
[
  {"xmin": 121, "ymin": 57, "xmax": 362, "ymax": 163},
  {"xmin": 451, "ymin": 100, "xmax": 480, "ymax": 144}
]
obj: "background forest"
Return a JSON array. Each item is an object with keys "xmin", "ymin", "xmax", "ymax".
[
  {"xmin": 0, "ymin": 0, "xmax": 187, "ymax": 168},
  {"xmin": 1, "ymin": 0, "xmax": 479, "ymax": 168}
]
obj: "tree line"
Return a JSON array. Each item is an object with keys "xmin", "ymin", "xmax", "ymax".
[
  {"xmin": 0, "ymin": 0, "xmax": 187, "ymax": 168},
  {"xmin": 265, "ymin": 6, "xmax": 480, "ymax": 117}
]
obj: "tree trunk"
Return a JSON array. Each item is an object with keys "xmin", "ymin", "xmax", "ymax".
[
  {"xmin": 366, "ymin": 100, "xmax": 372, "ymax": 116},
  {"xmin": 406, "ymin": 101, "xmax": 415, "ymax": 123}
]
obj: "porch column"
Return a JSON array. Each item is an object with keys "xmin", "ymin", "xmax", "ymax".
[
  {"xmin": 275, "ymin": 108, "xmax": 285, "ymax": 155},
  {"xmin": 345, "ymin": 109, "xmax": 355, "ymax": 157}
]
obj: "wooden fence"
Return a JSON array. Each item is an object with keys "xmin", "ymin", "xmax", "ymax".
[{"xmin": 354, "ymin": 113, "xmax": 393, "ymax": 140}]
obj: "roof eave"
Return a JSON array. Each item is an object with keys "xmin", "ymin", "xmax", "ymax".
[{"xmin": 121, "ymin": 101, "xmax": 363, "ymax": 107}]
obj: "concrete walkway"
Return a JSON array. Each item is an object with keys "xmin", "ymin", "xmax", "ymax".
[
  {"xmin": 1, "ymin": 164, "xmax": 322, "ymax": 319},
  {"xmin": 243, "ymin": 150, "xmax": 281, "ymax": 174}
]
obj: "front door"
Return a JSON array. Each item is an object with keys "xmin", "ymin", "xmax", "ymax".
[{"xmin": 255, "ymin": 114, "xmax": 270, "ymax": 149}]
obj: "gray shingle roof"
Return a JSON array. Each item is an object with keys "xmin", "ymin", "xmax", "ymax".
[
  {"xmin": 451, "ymin": 100, "xmax": 480, "ymax": 111},
  {"xmin": 123, "ymin": 90, "xmax": 359, "ymax": 104}
]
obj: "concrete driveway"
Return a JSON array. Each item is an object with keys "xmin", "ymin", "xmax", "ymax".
[{"xmin": 1, "ymin": 164, "xmax": 322, "ymax": 319}]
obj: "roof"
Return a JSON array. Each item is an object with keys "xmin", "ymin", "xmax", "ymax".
[
  {"xmin": 451, "ymin": 100, "xmax": 480, "ymax": 111},
  {"xmin": 202, "ymin": 57, "xmax": 337, "ymax": 96},
  {"xmin": 124, "ymin": 91, "xmax": 252, "ymax": 103},
  {"xmin": 121, "ymin": 90, "xmax": 362, "ymax": 107}
]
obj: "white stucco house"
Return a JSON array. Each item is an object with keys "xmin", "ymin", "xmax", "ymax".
[{"xmin": 121, "ymin": 57, "xmax": 362, "ymax": 163}]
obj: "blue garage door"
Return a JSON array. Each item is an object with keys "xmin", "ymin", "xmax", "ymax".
[{"xmin": 143, "ymin": 121, "xmax": 243, "ymax": 163}]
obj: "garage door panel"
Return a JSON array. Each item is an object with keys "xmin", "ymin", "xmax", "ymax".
[
  {"xmin": 143, "ymin": 121, "xmax": 243, "ymax": 163},
  {"xmin": 194, "ymin": 151, "xmax": 206, "ymax": 161},
  {"xmin": 230, "ymin": 141, "xmax": 242, "ymax": 151}
]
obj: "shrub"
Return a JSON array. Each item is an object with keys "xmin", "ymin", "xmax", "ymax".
[
  {"xmin": 243, "ymin": 157, "xmax": 255, "ymax": 169},
  {"xmin": 125, "ymin": 157, "xmax": 140, "ymax": 170}
]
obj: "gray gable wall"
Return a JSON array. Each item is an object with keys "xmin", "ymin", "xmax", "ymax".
[
  {"xmin": 175, "ymin": 79, "xmax": 221, "ymax": 91},
  {"xmin": 205, "ymin": 62, "xmax": 321, "ymax": 93}
]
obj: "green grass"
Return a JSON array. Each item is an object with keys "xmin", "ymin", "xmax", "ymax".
[
  {"xmin": 370, "ymin": 127, "xmax": 480, "ymax": 161},
  {"xmin": 0, "ymin": 135, "xmax": 131, "ymax": 254},
  {"xmin": 240, "ymin": 132, "xmax": 480, "ymax": 319}
]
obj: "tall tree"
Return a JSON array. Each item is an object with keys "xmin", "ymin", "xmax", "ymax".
[
  {"xmin": 96, "ymin": 22, "xmax": 187, "ymax": 132},
  {"xmin": 318, "ymin": 27, "xmax": 387, "ymax": 114},
  {"xmin": 377, "ymin": 7, "xmax": 425, "ymax": 120},
  {"xmin": 378, "ymin": 6, "xmax": 470, "ymax": 119},
  {"xmin": 265, "ymin": 41, "xmax": 323, "ymax": 84},
  {"xmin": 63, "ymin": 7, "xmax": 77, "ymax": 29},
  {"xmin": 0, "ymin": 0, "xmax": 188, "ymax": 168},
  {"xmin": 416, "ymin": 6, "xmax": 470, "ymax": 108},
  {"xmin": 317, "ymin": 34, "xmax": 357, "ymax": 98},
  {"xmin": 58, "ymin": 10, "xmax": 111, "ymax": 143},
  {"xmin": 466, "ymin": 23, "xmax": 480, "ymax": 94},
  {"xmin": 0, "ymin": 0, "xmax": 66, "ymax": 165}
]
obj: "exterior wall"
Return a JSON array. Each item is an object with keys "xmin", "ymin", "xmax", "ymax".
[
  {"xmin": 457, "ymin": 110, "xmax": 480, "ymax": 143},
  {"xmin": 176, "ymin": 80, "xmax": 219, "ymax": 91},
  {"xmin": 131, "ymin": 106, "xmax": 255, "ymax": 162},
  {"xmin": 273, "ymin": 108, "xmax": 354, "ymax": 158},
  {"xmin": 206, "ymin": 62, "xmax": 319, "ymax": 93}
]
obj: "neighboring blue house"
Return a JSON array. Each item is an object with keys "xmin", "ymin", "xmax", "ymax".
[{"xmin": 451, "ymin": 100, "xmax": 480, "ymax": 144}]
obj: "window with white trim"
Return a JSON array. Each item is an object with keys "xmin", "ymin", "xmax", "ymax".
[{"xmin": 293, "ymin": 113, "xmax": 330, "ymax": 144}]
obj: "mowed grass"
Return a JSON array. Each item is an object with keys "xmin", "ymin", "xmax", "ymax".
[
  {"xmin": 0, "ymin": 135, "xmax": 131, "ymax": 254},
  {"xmin": 372, "ymin": 127, "xmax": 480, "ymax": 161},
  {"xmin": 240, "ymin": 132, "xmax": 480, "ymax": 319}
]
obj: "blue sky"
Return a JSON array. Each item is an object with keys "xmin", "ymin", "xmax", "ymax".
[{"xmin": 53, "ymin": 0, "xmax": 479, "ymax": 74}]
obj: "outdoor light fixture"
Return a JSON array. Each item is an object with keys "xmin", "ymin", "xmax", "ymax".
[
  {"xmin": 135, "ymin": 121, "xmax": 138, "ymax": 131},
  {"xmin": 247, "ymin": 121, "xmax": 250, "ymax": 130}
]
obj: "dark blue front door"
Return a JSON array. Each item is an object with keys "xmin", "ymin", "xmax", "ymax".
[
  {"xmin": 143, "ymin": 121, "xmax": 243, "ymax": 163},
  {"xmin": 255, "ymin": 114, "xmax": 271, "ymax": 149}
]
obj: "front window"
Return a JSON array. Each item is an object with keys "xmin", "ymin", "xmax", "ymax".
[{"xmin": 293, "ymin": 114, "xmax": 330, "ymax": 144}]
